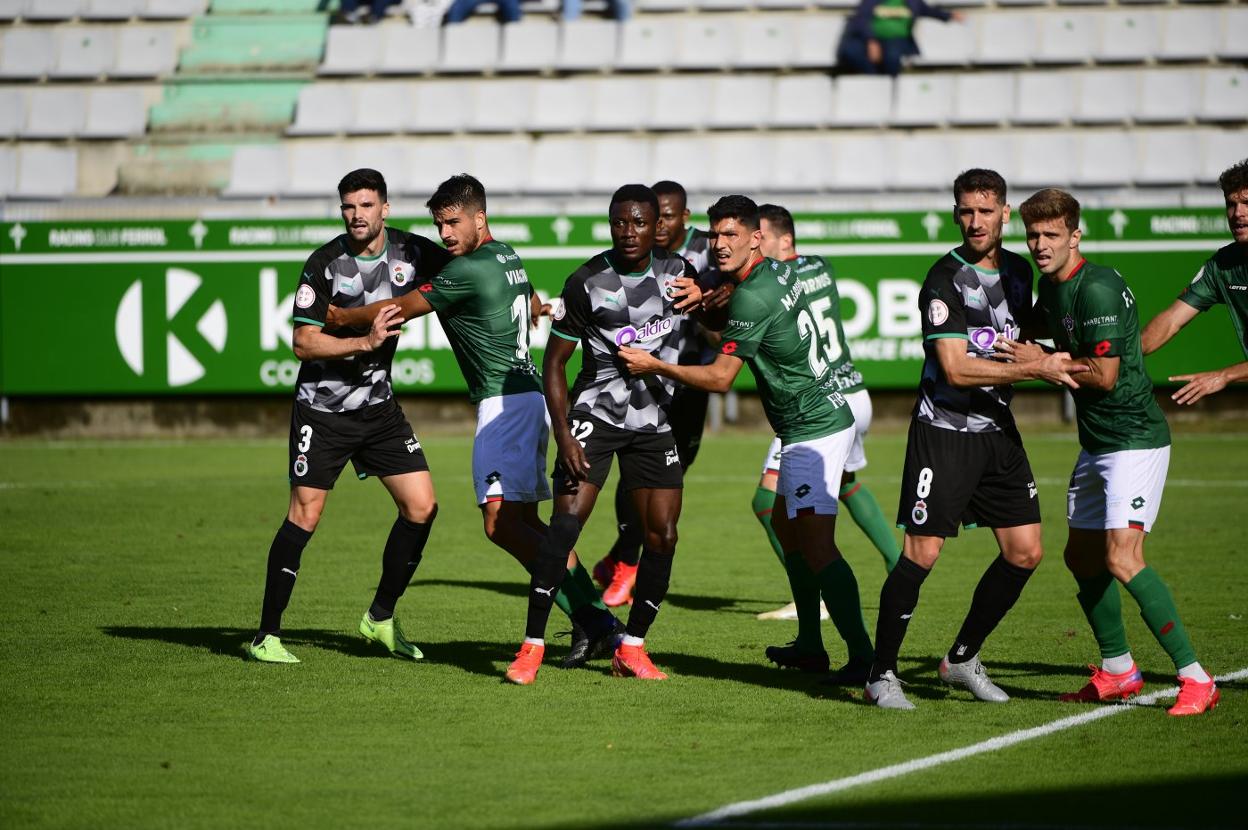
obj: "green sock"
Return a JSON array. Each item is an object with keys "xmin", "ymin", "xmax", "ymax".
[
  {"xmin": 553, "ymin": 569, "xmax": 591, "ymax": 619},
  {"xmin": 752, "ymin": 487, "xmax": 787, "ymax": 567},
  {"xmin": 839, "ymin": 481, "xmax": 901, "ymax": 572},
  {"xmin": 815, "ymin": 557, "xmax": 875, "ymax": 663},
  {"xmin": 1124, "ymin": 566, "xmax": 1198, "ymax": 671},
  {"xmin": 1074, "ymin": 571, "xmax": 1130, "ymax": 660},
  {"xmin": 569, "ymin": 561, "xmax": 607, "ymax": 611},
  {"xmin": 783, "ymin": 551, "xmax": 824, "ymax": 653}
]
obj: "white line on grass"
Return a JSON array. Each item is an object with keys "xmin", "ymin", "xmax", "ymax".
[{"xmin": 676, "ymin": 668, "xmax": 1248, "ymax": 829}]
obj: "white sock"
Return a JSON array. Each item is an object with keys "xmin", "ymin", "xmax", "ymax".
[
  {"xmin": 1102, "ymin": 653, "xmax": 1135, "ymax": 675},
  {"xmin": 524, "ymin": 637, "xmax": 544, "ymax": 647},
  {"xmin": 622, "ymin": 634, "xmax": 644, "ymax": 647},
  {"xmin": 1177, "ymin": 662, "xmax": 1211, "ymax": 683}
]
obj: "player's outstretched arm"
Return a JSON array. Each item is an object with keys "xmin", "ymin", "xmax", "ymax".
[
  {"xmin": 934, "ymin": 337, "xmax": 1087, "ymax": 389},
  {"xmin": 326, "ymin": 290, "xmax": 435, "ymax": 330},
  {"xmin": 1141, "ymin": 300, "xmax": 1199, "ymax": 355},
  {"xmin": 1170, "ymin": 361, "xmax": 1248, "ymax": 405},
  {"xmin": 617, "ymin": 348, "xmax": 743, "ymax": 393},
  {"xmin": 543, "ymin": 336, "xmax": 591, "ymax": 480},
  {"xmin": 293, "ymin": 304, "xmax": 401, "ymax": 360}
]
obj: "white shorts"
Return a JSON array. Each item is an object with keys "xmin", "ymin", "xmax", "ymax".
[
  {"xmin": 760, "ymin": 389, "xmax": 872, "ymax": 478},
  {"xmin": 1067, "ymin": 446, "xmax": 1170, "ymax": 532},
  {"xmin": 473, "ymin": 391, "xmax": 552, "ymax": 505},
  {"xmin": 776, "ymin": 427, "xmax": 855, "ymax": 519}
]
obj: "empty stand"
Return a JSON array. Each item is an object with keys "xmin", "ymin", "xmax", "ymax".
[
  {"xmin": 1217, "ymin": 8, "xmax": 1248, "ymax": 60},
  {"xmin": 22, "ymin": 89, "xmax": 88, "ymax": 139},
  {"xmin": 1, "ymin": 28, "xmax": 56, "ymax": 80},
  {"xmin": 675, "ymin": 16, "xmax": 734, "ymax": 70},
  {"xmin": 469, "ymin": 136, "xmax": 532, "ymax": 193},
  {"xmin": 588, "ymin": 76, "xmax": 651, "ymax": 131},
  {"xmin": 1095, "ymin": 10, "xmax": 1158, "ymax": 64},
  {"xmin": 412, "ymin": 81, "xmax": 470, "ymax": 132},
  {"xmin": 24, "ymin": 0, "xmax": 84, "ymax": 20},
  {"xmin": 0, "ymin": 88, "xmax": 26, "ymax": 137},
  {"xmin": 82, "ymin": 88, "xmax": 148, "ymax": 138},
  {"xmin": 892, "ymin": 135, "xmax": 955, "ymax": 190},
  {"xmin": 223, "ymin": 145, "xmax": 287, "ymax": 198},
  {"xmin": 769, "ymin": 75, "xmax": 833, "ymax": 128},
  {"xmin": 321, "ymin": 26, "xmax": 380, "ymax": 76},
  {"xmin": 529, "ymin": 136, "xmax": 591, "ymax": 194},
  {"xmin": 499, "ymin": 19, "xmax": 557, "ymax": 72},
  {"xmin": 892, "ymin": 74, "xmax": 954, "ymax": 127},
  {"xmin": 469, "ymin": 78, "xmax": 533, "ymax": 132},
  {"xmin": 646, "ymin": 76, "xmax": 710, "ymax": 131},
  {"xmin": 557, "ymin": 20, "xmax": 617, "ymax": 71},
  {"xmin": 0, "ymin": 147, "xmax": 15, "ymax": 199},
  {"xmin": 1199, "ymin": 130, "xmax": 1247, "ymax": 183},
  {"xmin": 1074, "ymin": 130, "xmax": 1135, "ymax": 186},
  {"xmin": 1073, "ymin": 70, "xmax": 1137, "ymax": 124},
  {"xmin": 51, "ymin": 27, "xmax": 118, "ymax": 79},
  {"xmin": 830, "ymin": 135, "xmax": 890, "ymax": 191},
  {"xmin": 831, "ymin": 76, "xmax": 892, "ymax": 128},
  {"xmin": 143, "ymin": 0, "xmax": 207, "ymax": 17},
  {"xmin": 284, "ymin": 142, "xmax": 343, "ymax": 198},
  {"xmin": 588, "ymin": 136, "xmax": 651, "ymax": 193},
  {"xmin": 530, "ymin": 79, "xmax": 590, "ymax": 132},
  {"xmin": 84, "ymin": 0, "xmax": 145, "ymax": 19},
  {"xmin": 1137, "ymin": 130, "xmax": 1201, "ymax": 185},
  {"xmin": 912, "ymin": 17, "xmax": 974, "ymax": 68},
  {"xmin": 1199, "ymin": 68, "xmax": 1248, "ymax": 122},
  {"xmin": 768, "ymin": 135, "xmax": 834, "ymax": 191},
  {"xmin": 1035, "ymin": 12, "xmax": 1097, "ymax": 64},
  {"xmin": 733, "ymin": 16, "xmax": 795, "ymax": 70},
  {"xmin": 706, "ymin": 75, "xmax": 771, "ymax": 129},
  {"xmin": 953, "ymin": 132, "xmax": 1017, "ymax": 183},
  {"xmin": 440, "ymin": 22, "xmax": 500, "ymax": 73},
  {"xmin": 618, "ymin": 19, "xmax": 676, "ymax": 71},
  {"xmin": 974, "ymin": 13, "xmax": 1034, "ymax": 66},
  {"xmin": 1136, "ymin": 69, "xmax": 1200, "ymax": 124},
  {"xmin": 1157, "ymin": 8, "xmax": 1219, "ymax": 62},
  {"xmin": 949, "ymin": 72, "xmax": 1012, "ymax": 126},
  {"xmin": 14, "ymin": 146, "xmax": 78, "ymax": 199},
  {"xmin": 402, "ymin": 139, "xmax": 469, "ymax": 195},
  {"xmin": 1014, "ymin": 71, "xmax": 1076, "ymax": 125},
  {"xmin": 706, "ymin": 134, "xmax": 769, "ymax": 192},
  {"xmin": 113, "ymin": 26, "xmax": 179, "ymax": 78},
  {"xmin": 792, "ymin": 14, "xmax": 843, "ymax": 68},
  {"xmin": 353, "ymin": 82, "xmax": 411, "ymax": 134},
  {"xmin": 288, "ymin": 84, "xmax": 355, "ymax": 135},
  {"xmin": 1015, "ymin": 130, "xmax": 1077, "ymax": 187},
  {"xmin": 651, "ymin": 135, "xmax": 710, "ymax": 192}
]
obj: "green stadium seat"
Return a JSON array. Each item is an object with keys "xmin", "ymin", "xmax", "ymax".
[
  {"xmin": 149, "ymin": 80, "xmax": 305, "ymax": 130},
  {"xmin": 179, "ymin": 14, "xmax": 327, "ymax": 73}
]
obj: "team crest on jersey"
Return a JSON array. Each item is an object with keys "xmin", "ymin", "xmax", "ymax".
[
  {"xmin": 911, "ymin": 499, "xmax": 928, "ymax": 525},
  {"xmin": 1062, "ymin": 314, "xmax": 1075, "ymax": 332},
  {"xmin": 928, "ymin": 299, "xmax": 949, "ymax": 325},
  {"xmin": 295, "ymin": 284, "xmax": 316, "ymax": 309},
  {"xmin": 552, "ymin": 299, "xmax": 566, "ymax": 321},
  {"xmin": 293, "ymin": 454, "xmax": 309, "ymax": 477},
  {"xmin": 661, "ymin": 277, "xmax": 678, "ymax": 299},
  {"xmin": 391, "ymin": 262, "xmax": 414, "ymax": 286}
]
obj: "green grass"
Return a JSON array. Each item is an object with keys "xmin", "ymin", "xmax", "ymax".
[{"xmin": 1, "ymin": 427, "xmax": 1245, "ymax": 829}]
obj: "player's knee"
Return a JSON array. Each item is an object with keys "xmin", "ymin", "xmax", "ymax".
[
  {"xmin": 288, "ymin": 499, "xmax": 324, "ymax": 531},
  {"xmin": 646, "ymin": 525, "xmax": 678, "ymax": 554},
  {"xmin": 1104, "ymin": 543, "xmax": 1144, "ymax": 583},
  {"xmin": 1004, "ymin": 544, "xmax": 1043, "ymax": 570},
  {"xmin": 544, "ymin": 512, "xmax": 581, "ymax": 560},
  {"xmin": 400, "ymin": 500, "xmax": 438, "ymax": 524}
]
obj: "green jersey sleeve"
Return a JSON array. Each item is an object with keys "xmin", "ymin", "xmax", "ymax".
[
  {"xmin": 420, "ymin": 257, "xmax": 476, "ymax": 313},
  {"xmin": 719, "ymin": 288, "xmax": 770, "ymax": 360},
  {"xmin": 1177, "ymin": 260, "xmax": 1222, "ymax": 312},
  {"xmin": 1077, "ymin": 272, "xmax": 1132, "ymax": 359}
]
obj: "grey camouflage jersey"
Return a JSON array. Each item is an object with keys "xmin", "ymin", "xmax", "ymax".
[
  {"xmin": 291, "ymin": 228, "xmax": 451, "ymax": 413},
  {"xmin": 915, "ymin": 248, "xmax": 1035, "ymax": 433},
  {"xmin": 551, "ymin": 247, "xmax": 697, "ymax": 433}
]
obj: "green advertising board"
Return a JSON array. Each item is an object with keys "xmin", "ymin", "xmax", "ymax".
[{"xmin": 0, "ymin": 208, "xmax": 1241, "ymax": 396}]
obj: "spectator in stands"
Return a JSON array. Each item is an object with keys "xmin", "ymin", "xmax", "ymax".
[
  {"xmin": 837, "ymin": 0, "xmax": 964, "ymax": 77},
  {"xmin": 339, "ymin": 0, "xmax": 400, "ymax": 24},
  {"xmin": 562, "ymin": 0, "xmax": 631, "ymax": 21},
  {"xmin": 444, "ymin": 0, "xmax": 522, "ymax": 24}
]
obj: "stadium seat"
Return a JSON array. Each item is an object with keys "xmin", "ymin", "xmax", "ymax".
[
  {"xmin": 675, "ymin": 16, "xmax": 734, "ymax": 70},
  {"xmin": 636, "ymin": 0, "xmax": 687, "ymax": 11},
  {"xmin": 499, "ymin": 19, "xmax": 557, "ymax": 72},
  {"xmin": 1095, "ymin": 11, "xmax": 1158, "ymax": 64},
  {"xmin": 755, "ymin": 0, "xmax": 806, "ymax": 10},
  {"xmin": 14, "ymin": 146, "xmax": 79, "ymax": 199},
  {"xmin": 353, "ymin": 82, "xmax": 412, "ymax": 134},
  {"xmin": 180, "ymin": 15, "xmax": 327, "ymax": 74},
  {"xmin": 588, "ymin": 77, "xmax": 651, "ymax": 131},
  {"xmin": 556, "ymin": 20, "xmax": 617, "ymax": 71},
  {"xmin": 113, "ymin": 26, "xmax": 179, "ymax": 78},
  {"xmin": 618, "ymin": 19, "xmax": 676, "ymax": 71},
  {"xmin": 830, "ymin": 134, "xmax": 890, "ymax": 191},
  {"xmin": 814, "ymin": 0, "xmax": 858, "ymax": 9},
  {"xmin": 1157, "ymin": 8, "xmax": 1218, "ymax": 62},
  {"xmin": 1198, "ymin": 68, "xmax": 1248, "ymax": 122},
  {"xmin": 891, "ymin": 134, "xmax": 954, "ymax": 190},
  {"xmin": 469, "ymin": 78, "xmax": 533, "ymax": 133},
  {"xmin": 321, "ymin": 25, "xmax": 382, "ymax": 75},
  {"xmin": 0, "ymin": 146, "xmax": 15, "ymax": 198},
  {"xmin": 22, "ymin": 89, "xmax": 87, "ymax": 139},
  {"xmin": 1073, "ymin": 70, "xmax": 1137, "ymax": 124},
  {"xmin": 51, "ymin": 26, "xmax": 119, "ymax": 79},
  {"xmin": 651, "ymin": 136, "xmax": 709, "ymax": 192},
  {"xmin": 530, "ymin": 78, "xmax": 590, "ymax": 132},
  {"xmin": 1216, "ymin": 8, "xmax": 1248, "ymax": 61},
  {"xmin": 892, "ymin": 73, "xmax": 954, "ymax": 127},
  {"xmin": 528, "ymin": 136, "xmax": 591, "ymax": 193},
  {"xmin": 143, "ymin": 0, "xmax": 207, "ymax": 16},
  {"xmin": 953, "ymin": 132, "xmax": 1018, "ymax": 183},
  {"xmin": 831, "ymin": 76, "xmax": 892, "ymax": 127},
  {"xmin": 645, "ymin": 76, "xmax": 708, "ymax": 131},
  {"xmin": 1074, "ymin": 130, "xmax": 1134, "ymax": 187},
  {"xmin": 974, "ymin": 13, "xmax": 1034, "ymax": 66},
  {"xmin": 440, "ymin": 22, "xmax": 500, "ymax": 73},
  {"xmin": 23, "ymin": 0, "xmax": 83, "ymax": 20},
  {"xmin": 769, "ymin": 135, "xmax": 834, "ymax": 191},
  {"xmin": 732, "ymin": 16, "xmax": 795, "ymax": 70},
  {"xmin": 0, "ymin": 88, "xmax": 25, "ymax": 137},
  {"xmin": 1014, "ymin": 71, "xmax": 1075, "ymax": 125},
  {"xmin": 84, "ymin": 0, "xmax": 145, "ymax": 19},
  {"xmin": 1034, "ymin": 12, "xmax": 1097, "ymax": 65},
  {"xmin": 0, "ymin": 1, "xmax": 28, "ymax": 21},
  {"xmin": 82, "ymin": 87, "xmax": 147, "ymax": 137},
  {"xmin": 793, "ymin": 15, "xmax": 844, "ymax": 68},
  {"xmin": 284, "ymin": 142, "xmax": 345, "ymax": 198},
  {"xmin": 911, "ymin": 17, "xmax": 974, "ymax": 68},
  {"xmin": 949, "ymin": 72, "xmax": 1013, "ymax": 126},
  {"xmin": 588, "ymin": 136, "xmax": 652, "ymax": 193},
  {"xmin": 223, "ymin": 145, "xmax": 287, "ymax": 198},
  {"xmin": 1015, "ymin": 131, "xmax": 1077, "ymax": 187},
  {"xmin": 1198, "ymin": 129, "xmax": 1248, "ymax": 184},
  {"xmin": 288, "ymin": 84, "xmax": 352, "ymax": 135},
  {"xmin": 769, "ymin": 75, "xmax": 833, "ymax": 128},
  {"xmin": 403, "ymin": 138, "xmax": 469, "ymax": 195},
  {"xmin": 698, "ymin": 0, "xmax": 749, "ymax": 10},
  {"xmin": 1, "ymin": 28, "xmax": 56, "ymax": 79},
  {"xmin": 379, "ymin": 25, "xmax": 438, "ymax": 75},
  {"xmin": 345, "ymin": 140, "xmax": 407, "ymax": 192},
  {"xmin": 469, "ymin": 136, "xmax": 532, "ymax": 193},
  {"xmin": 706, "ymin": 134, "xmax": 770, "ymax": 193},
  {"xmin": 707, "ymin": 75, "xmax": 772, "ymax": 129},
  {"xmin": 1136, "ymin": 69, "xmax": 1200, "ymax": 124},
  {"xmin": 1136, "ymin": 130, "xmax": 1200, "ymax": 185},
  {"xmin": 411, "ymin": 81, "xmax": 470, "ymax": 132}
]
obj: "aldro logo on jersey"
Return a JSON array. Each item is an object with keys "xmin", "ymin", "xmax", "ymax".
[{"xmin": 115, "ymin": 268, "xmax": 228, "ymax": 388}]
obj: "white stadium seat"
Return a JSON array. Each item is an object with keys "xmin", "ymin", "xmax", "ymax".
[
  {"xmin": 831, "ymin": 76, "xmax": 892, "ymax": 128},
  {"xmin": 345, "ymin": 141, "xmax": 407, "ymax": 192},
  {"xmin": 223, "ymin": 145, "xmax": 287, "ymax": 198},
  {"xmin": 1095, "ymin": 11, "xmax": 1158, "ymax": 64},
  {"xmin": 52, "ymin": 27, "xmax": 118, "ymax": 79},
  {"xmin": 469, "ymin": 78, "xmax": 533, "ymax": 132},
  {"xmin": 14, "ymin": 146, "xmax": 78, "ymax": 198},
  {"xmin": 352, "ymin": 82, "xmax": 412, "ymax": 134},
  {"xmin": 469, "ymin": 136, "xmax": 532, "ymax": 193},
  {"xmin": 143, "ymin": 0, "xmax": 207, "ymax": 18},
  {"xmin": 707, "ymin": 75, "xmax": 771, "ymax": 129},
  {"xmin": 441, "ymin": 22, "xmax": 499, "ymax": 73},
  {"xmin": 675, "ymin": 16, "xmax": 734, "ymax": 70},
  {"xmin": 912, "ymin": 17, "xmax": 974, "ymax": 68},
  {"xmin": 528, "ymin": 136, "xmax": 591, "ymax": 194},
  {"xmin": 287, "ymin": 84, "xmax": 354, "ymax": 135},
  {"xmin": 770, "ymin": 135, "xmax": 835, "ymax": 191},
  {"xmin": 1074, "ymin": 130, "xmax": 1134, "ymax": 187},
  {"xmin": 0, "ymin": 1, "xmax": 28, "ymax": 21},
  {"xmin": 113, "ymin": 26, "xmax": 178, "ymax": 78},
  {"xmin": 830, "ymin": 135, "xmax": 891, "ymax": 191},
  {"xmin": 650, "ymin": 136, "xmax": 710, "ymax": 193},
  {"xmin": 22, "ymin": 89, "xmax": 87, "ymax": 139},
  {"xmin": 1015, "ymin": 131, "xmax": 1077, "ymax": 187},
  {"xmin": 953, "ymin": 132, "xmax": 1018, "ymax": 183},
  {"xmin": 1035, "ymin": 12, "xmax": 1096, "ymax": 65},
  {"xmin": 379, "ymin": 25, "xmax": 438, "ymax": 74},
  {"xmin": 0, "ymin": 88, "xmax": 27, "ymax": 137},
  {"xmin": 1199, "ymin": 129, "xmax": 1248, "ymax": 184},
  {"xmin": 1157, "ymin": 9, "xmax": 1218, "ymax": 62},
  {"xmin": 617, "ymin": 19, "xmax": 677, "ymax": 71},
  {"xmin": 0, "ymin": 146, "xmax": 16, "ymax": 198},
  {"xmin": 82, "ymin": 87, "xmax": 147, "ymax": 137},
  {"xmin": 403, "ymin": 139, "xmax": 469, "ymax": 195},
  {"xmin": 891, "ymin": 135, "xmax": 955, "ymax": 190},
  {"xmin": 636, "ymin": 0, "xmax": 687, "ymax": 11},
  {"xmin": 1014, "ymin": 71, "xmax": 1075, "ymax": 125},
  {"xmin": 974, "ymin": 13, "xmax": 1034, "ymax": 66},
  {"xmin": 24, "ymin": 0, "xmax": 83, "ymax": 20},
  {"xmin": 950, "ymin": 72, "xmax": 1013, "ymax": 126},
  {"xmin": 556, "ymin": 20, "xmax": 617, "ymax": 71},
  {"xmin": 1216, "ymin": 8, "xmax": 1248, "ymax": 61},
  {"xmin": 731, "ymin": 16, "xmax": 795, "ymax": 70},
  {"xmin": 284, "ymin": 142, "xmax": 346, "ymax": 198},
  {"xmin": 588, "ymin": 136, "xmax": 651, "ymax": 193},
  {"xmin": 321, "ymin": 26, "xmax": 382, "ymax": 75},
  {"xmin": 1136, "ymin": 70, "xmax": 1200, "ymax": 124},
  {"xmin": 499, "ymin": 20, "xmax": 557, "ymax": 72},
  {"xmin": 1136, "ymin": 130, "xmax": 1200, "ymax": 185},
  {"xmin": 84, "ymin": 0, "xmax": 144, "ymax": 19},
  {"xmin": 769, "ymin": 75, "xmax": 833, "ymax": 128},
  {"xmin": 794, "ymin": 15, "xmax": 844, "ymax": 68},
  {"xmin": 1073, "ymin": 70, "xmax": 1137, "ymax": 124},
  {"xmin": 587, "ymin": 76, "xmax": 651, "ymax": 131},
  {"xmin": 411, "ymin": 81, "xmax": 470, "ymax": 132},
  {"xmin": 1, "ymin": 28, "xmax": 56, "ymax": 79},
  {"xmin": 1198, "ymin": 68, "xmax": 1248, "ymax": 122},
  {"xmin": 892, "ymin": 73, "xmax": 954, "ymax": 127},
  {"xmin": 530, "ymin": 78, "xmax": 590, "ymax": 132},
  {"xmin": 645, "ymin": 76, "xmax": 709, "ymax": 131},
  {"xmin": 706, "ymin": 135, "xmax": 770, "ymax": 193}
]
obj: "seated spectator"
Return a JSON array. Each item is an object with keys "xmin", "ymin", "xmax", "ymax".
[
  {"xmin": 444, "ymin": 0, "xmax": 522, "ymax": 23},
  {"xmin": 837, "ymin": 0, "xmax": 964, "ymax": 76},
  {"xmin": 563, "ymin": 0, "xmax": 631, "ymax": 21},
  {"xmin": 340, "ymin": 0, "xmax": 401, "ymax": 24}
]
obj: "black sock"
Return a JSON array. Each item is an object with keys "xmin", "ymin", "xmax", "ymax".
[
  {"xmin": 570, "ymin": 603, "xmax": 614, "ymax": 635},
  {"xmin": 948, "ymin": 554, "xmax": 1035, "ymax": 664},
  {"xmin": 625, "ymin": 548, "xmax": 674, "ymax": 639},
  {"xmin": 609, "ymin": 485, "xmax": 643, "ymax": 566},
  {"xmin": 257, "ymin": 519, "xmax": 313, "ymax": 641},
  {"xmin": 870, "ymin": 556, "xmax": 930, "ymax": 682},
  {"xmin": 369, "ymin": 512, "xmax": 435, "ymax": 621},
  {"xmin": 526, "ymin": 513, "xmax": 581, "ymax": 640}
]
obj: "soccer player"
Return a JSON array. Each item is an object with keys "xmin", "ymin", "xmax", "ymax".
[
  {"xmin": 593, "ymin": 179, "xmax": 720, "ymax": 606},
  {"xmin": 248, "ymin": 168, "xmax": 447, "ymax": 664},
  {"xmin": 753, "ymin": 204, "xmax": 901, "ymax": 634},
  {"xmin": 505, "ymin": 184, "xmax": 704, "ymax": 685},
  {"xmin": 618, "ymin": 195, "xmax": 877, "ymax": 686},
  {"xmin": 327, "ymin": 174, "xmax": 621, "ymax": 668},
  {"xmin": 1140, "ymin": 158, "xmax": 1248, "ymax": 404},
  {"xmin": 1012, "ymin": 187, "xmax": 1218, "ymax": 716},
  {"xmin": 865, "ymin": 169, "xmax": 1087, "ymax": 709}
]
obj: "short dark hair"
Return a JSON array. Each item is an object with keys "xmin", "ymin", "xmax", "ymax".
[
  {"xmin": 427, "ymin": 173, "xmax": 487, "ymax": 215},
  {"xmin": 758, "ymin": 203, "xmax": 795, "ymax": 242},
  {"xmin": 338, "ymin": 168, "xmax": 387, "ymax": 202},
  {"xmin": 707, "ymin": 194, "xmax": 759, "ymax": 231},
  {"xmin": 651, "ymin": 180, "xmax": 687, "ymax": 208},
  {"xmin": 1219, "ymin": 159, "xmax": 1248, "ymax": 198},
  {"xmin": 1019, "ymin": 188, "xmax": 1081, "ymax": 233},
  {"xmin": 953, "ymin": 168, "xmax": 1007, "ymax": 204},
  {"xmin": 610, "ymin": 184, "xmax": 659, "ymax": 217}
]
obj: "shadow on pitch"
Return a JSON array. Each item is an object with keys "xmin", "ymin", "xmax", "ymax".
[{"xmin": 418, "ymin": 577, "xmax": 779, "ymax": 615}]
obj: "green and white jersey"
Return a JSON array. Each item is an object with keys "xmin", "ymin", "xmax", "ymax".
[
  {"xmin": 1177, "ymin": 242, "xmax": 1248, "ymax": 359},
  {"xmin": 1036, "ymin": 259, "xmax": 1169, "ymax": 454},
  {"xmin": 718, "ymin": 257, "xmax": 855, "ymax": 444},
  {"xmin": 418, "ymin": 238, "xmax": 542, "ymax": 404},
  {"xmin": 790, "ymin": 254, "xmax": 864, "ymax": 395}
]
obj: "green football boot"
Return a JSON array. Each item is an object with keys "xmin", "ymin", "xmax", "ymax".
[
  {"xmin": 247, "ymin": 634, "xmax": 300, "ymax": 664},
  {"xmin": 359, "ymin": 613, "xmax": 423, "ymax": 660}
]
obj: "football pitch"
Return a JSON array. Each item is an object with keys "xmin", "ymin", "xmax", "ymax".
[{"xmin": 1, "ymin": 426, "xmax": 1245, "ymax": 829}]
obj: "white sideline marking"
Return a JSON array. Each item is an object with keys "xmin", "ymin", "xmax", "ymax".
[{"xmin": 676, "ymin": 668, "xmax": 1247, "ymax": 829}]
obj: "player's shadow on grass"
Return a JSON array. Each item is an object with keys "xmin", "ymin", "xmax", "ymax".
[
  {"xmin": 881, "ymin": 657, "xmax": 1188, "ymax": 702},
  {"xmin": 419, "ymin": 578, "xmax": 775, "ymax": 615},
  {"xmin": 654, "ymin": 649, "xmax": 863, "ymax": 700},
  {"xmin": 419, "ymin": 577, "xmax": 526, "ymax": 597}
]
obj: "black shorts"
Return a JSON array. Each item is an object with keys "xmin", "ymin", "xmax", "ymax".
[
  {"xmin": 553, "ymin": 414, "xmax": 684, "ymax": 495},
  {"xmin": 288, "ymin": 398, "xmax": 429, "ymax": 490},
  {"xmin": 895, "ymin": 419, "xmax": 1040, "ymax": 537},
  {"xmin": 669, "ymin": 385, "xmax": 709, "ymax": 471}
]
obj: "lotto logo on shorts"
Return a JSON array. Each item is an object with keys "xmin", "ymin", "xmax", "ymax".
[
  {"xmin": 1131, "ymin": 496, "xmax": 1146, "ymax": 510},
  {"xmin": 911, "ymin": 499, "xmax": 929, "ymax": 525},
  {"xmin": 293, "ymin": 454, "xmax": 309, "ymax": 477},
  {"xmin": 795, "ymin": 484, "xmax": 811, "ymax": 498},
  {"xmin": 485, "ymin": 470, "xmax": 502, "ymax": 484}
]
